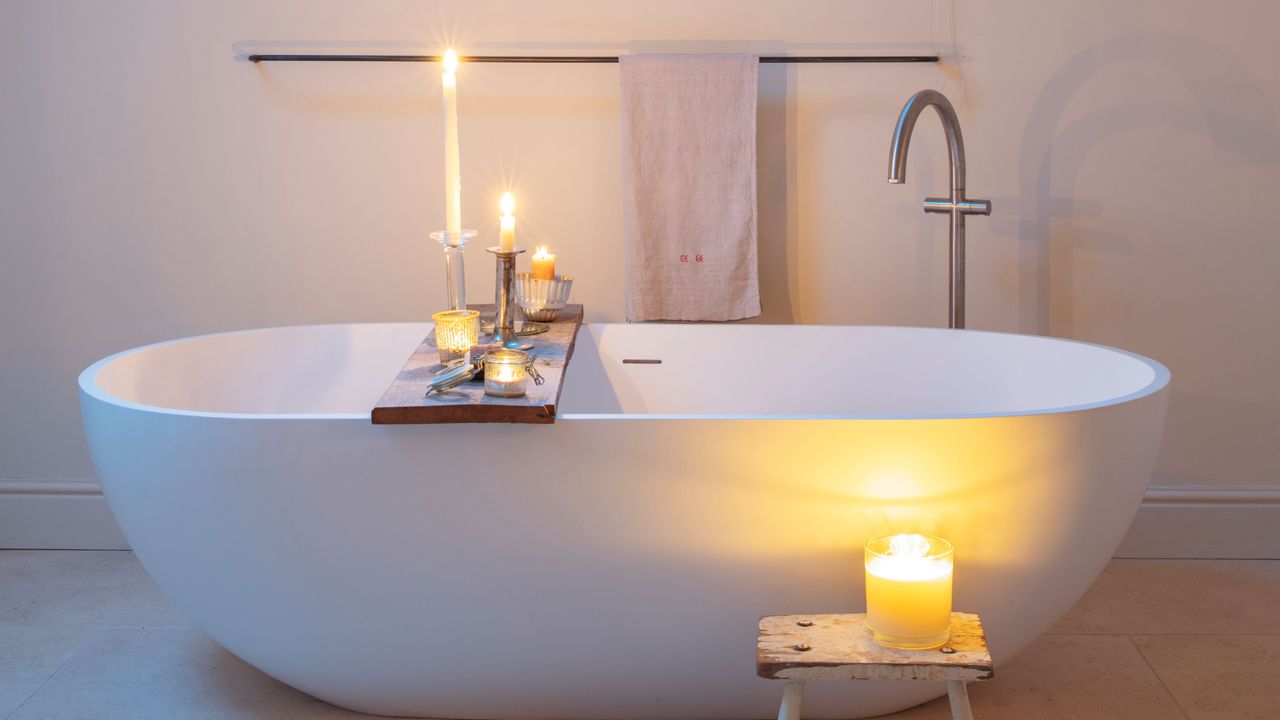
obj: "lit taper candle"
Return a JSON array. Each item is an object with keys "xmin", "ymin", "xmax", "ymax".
[
  {"xmin": 442, "ymin": 49, "xmax": 462, "ymax": 235},
  {"xmin": 499, "ymin": 192, "xmax": 516, "ymax": 252}
]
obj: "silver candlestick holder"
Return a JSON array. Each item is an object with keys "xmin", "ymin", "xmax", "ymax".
[{"xmin": 486, "ymin": 246, "xmax": 526, "ymax": 349}]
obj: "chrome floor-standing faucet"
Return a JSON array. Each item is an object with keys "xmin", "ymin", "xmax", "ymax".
[{"xmin": 888, "ymin": 90, "xmax": 992, "ymax": 329}]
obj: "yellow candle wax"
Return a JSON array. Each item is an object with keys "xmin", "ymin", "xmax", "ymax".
[
  {"xmin": 499, "ymin": 192, "xmax": 516, "ymax": 252},
  {"xmin": 531, "ymin": 246, "xmax": 556, "ymax": 280},
  {"xmin": 864, "ymin": 533, "xmax": 954, "ymax": 650}
]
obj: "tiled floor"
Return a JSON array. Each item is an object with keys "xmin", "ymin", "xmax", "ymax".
[{"xmin": 1, "ymin": 552, "xmax": 1277, "ymax": 719}]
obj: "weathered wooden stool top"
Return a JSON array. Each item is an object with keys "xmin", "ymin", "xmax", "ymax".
[{"xmin": 757, "ymin": 612, "xmax": 993, "ymax": 682}]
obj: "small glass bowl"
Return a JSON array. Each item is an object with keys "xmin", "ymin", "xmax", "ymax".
[{"xmin": 514, "ymin": 273, "xmax": 573, "ymax": 322}]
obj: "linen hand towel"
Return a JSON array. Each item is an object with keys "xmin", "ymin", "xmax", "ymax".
[{"xmin": 620, "ymin": 54, "xmax": 761, "ymax": 321}]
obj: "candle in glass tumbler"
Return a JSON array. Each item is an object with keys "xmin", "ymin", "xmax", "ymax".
[
  {"xmin": 499, "ymin": 192, "xmax": 516, "ymax": 252},
  {"xmin": 531, "ymin": 246, "xmax": 556, "ymax": 280},
  {"xmin": 442, "ymin": 49, "xmax": 462, "ymax": 235},
  {"xmin": 864, "ymin": 533, "xmax": 954, "ymax": 650}
]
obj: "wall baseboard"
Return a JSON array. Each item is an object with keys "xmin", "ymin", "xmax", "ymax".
[
  {"xmin": 2, "ymin": 480, "xmax": 1277, "ymax": 557},
  {"xmin": 0, "ymin": 480, "xmax": 128, "ymax": 550},
  {"xmin": 1115, "ymin": 485, "xmax": 1280, "ymax": 559}
]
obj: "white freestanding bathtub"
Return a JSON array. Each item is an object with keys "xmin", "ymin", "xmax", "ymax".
[{"xmin": 79, "ymin": 323, "xmax": 1169, "ymax": 719}]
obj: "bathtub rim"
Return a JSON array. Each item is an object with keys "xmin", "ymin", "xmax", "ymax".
[{"xmin": 78, "ymin": 322, "xmax": 1171, "ymax": 423}]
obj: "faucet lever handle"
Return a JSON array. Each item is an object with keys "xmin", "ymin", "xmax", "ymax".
[{"xmin": 923, "ymin": 197, "xmax": 992, "ymax": 216}]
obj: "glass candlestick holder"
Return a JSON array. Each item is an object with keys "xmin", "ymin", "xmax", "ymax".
[{"xmin": 429, "ymin": 230, "xmax": 478, "ymax": 311}]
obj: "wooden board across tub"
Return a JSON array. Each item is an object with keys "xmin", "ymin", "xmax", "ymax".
[{"xmin": 371, "ymin": 304, "xmax": 583, "ymax": 425}]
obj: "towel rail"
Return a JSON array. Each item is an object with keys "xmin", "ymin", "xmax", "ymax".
[{"xmin": 248, "ymin": 54, "xmax": 939, "ymax": 64}]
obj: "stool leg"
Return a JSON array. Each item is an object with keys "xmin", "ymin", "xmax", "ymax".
[
  {"xmin": 777, "ymin": 680, "xmax": 805, "ymax": 720},
  {"xmin": 946, "ymin": 680, "xmax": 974, "ymax": 720}
]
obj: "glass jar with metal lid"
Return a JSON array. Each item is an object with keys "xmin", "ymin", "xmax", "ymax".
[{"xmin": 483, "ymin": 348, "xmax": 532, "ymax": 398}]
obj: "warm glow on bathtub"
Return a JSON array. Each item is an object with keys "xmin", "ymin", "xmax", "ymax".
[{"xmin": 865, "ymin": 533, "xmax": 954, "ymax": 650}]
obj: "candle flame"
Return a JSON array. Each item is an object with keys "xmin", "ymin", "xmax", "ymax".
[
  {"xmin": 443, "ymin": 49, "xmax": 459, "ymax": 75},
  {"xmin": 500, "ymin": 191, "xmax": 515, "ymax": 217},
  {"xmin": 493, "ymin": 364, "xmax": 522, "ymax": 382},
  {"xmin": 887, "ymin": 533, "xmax": 931, "ymax": 558},
  {"xmin": 869, "ymin": 534, "xmax": 952, "ymax": 583},
  {"xmin": 534, "ymin": 245, "xmax": 552, "ymax": 260}
]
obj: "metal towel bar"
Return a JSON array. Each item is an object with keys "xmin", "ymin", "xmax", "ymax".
[{"xmin": 248, "ymin": 54, "xmax": 939, "ymax": 64}]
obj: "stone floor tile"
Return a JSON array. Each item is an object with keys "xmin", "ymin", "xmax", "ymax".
[
  {"xmin": 1132, "ymin": 634, "xmax": 1280, "ymax": 720},
  {"xmin": 0, "ymin": 625, "xmax": 93, "ymax": 718},
  {"xmin": 0, "ymin": 550, "xmax": 190, "ymax": 628},
  {"xmin": 7, "ymin": 628, "xmax": 383, "ymax": 720},
  {"xmin": 1052, "ymin": 559, "xmax": 1280, "ymax": 635},
  {"xmin": 868, "ymin": 634, "xmax": 1188, "ymax": 719}
]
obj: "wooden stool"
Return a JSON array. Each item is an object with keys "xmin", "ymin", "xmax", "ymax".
[{"xmin": 756, "ymin": 612, "xmax": 993, "ymax": 720}]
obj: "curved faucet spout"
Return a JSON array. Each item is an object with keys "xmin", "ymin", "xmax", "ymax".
[
  {"xmin": 886, "ymin": 89, "xmax": 991, "ymax": 330},
  {"xmin": 887, "ymin": 89, "xmax": 967, "ymax": 192}
]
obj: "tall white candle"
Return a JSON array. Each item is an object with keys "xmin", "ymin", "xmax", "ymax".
[
  {"xmin": 499, "ymin": 192, "xmax": 516, "ymax": 252},
  {"xmin": 442, "ymin": 49, "xmax": 462, "ymax": 236}
]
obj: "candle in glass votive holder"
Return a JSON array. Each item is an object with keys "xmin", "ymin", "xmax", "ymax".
[
  {"xmin": 432, "ymin": 309, "xmax": 479, "ymax": 363},
  {"xmin": 483, "ymin": 349, "xmax": 530, "ymax": 398},
  {"xmin": 864, "ymin": 533, "xmax": 954, "ymax": 650}
]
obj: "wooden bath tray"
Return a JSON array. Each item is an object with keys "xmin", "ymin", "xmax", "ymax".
[{"xmin": 371, "ymin": 304, "xmax": 583, "ymax": 425}]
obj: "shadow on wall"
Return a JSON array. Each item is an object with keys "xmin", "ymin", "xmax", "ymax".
[
  {"xmin": 755, "ymin": 61, "xmax": 798, "ymax": 324},
  {"xmin": 999, "ymin": 32, "xmax": 1280, "ymax": 337}
]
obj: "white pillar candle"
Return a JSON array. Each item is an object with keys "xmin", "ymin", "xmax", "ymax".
[
  {"xmin": 864, "ymin": 533, "xmax": 954, "ymax": 650},
  {"xmin": 499, "ymin": 192, "xmax": 516, "ymax": 252},
  {"xmin": 442, "ymin": 49, "xmax": 462, "ymax": 236}
]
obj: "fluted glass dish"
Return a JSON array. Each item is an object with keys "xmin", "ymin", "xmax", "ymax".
[{"xmin": 514, "ymin": 273, "xmax": 573, "ymax": 322}]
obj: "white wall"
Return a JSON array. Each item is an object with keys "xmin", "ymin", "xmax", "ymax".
[{"xmin": 2, "ymin": 1, "xmax": 1278, "ymax": 554}]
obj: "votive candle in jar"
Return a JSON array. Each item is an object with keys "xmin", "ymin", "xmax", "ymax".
[
  {"xmin": 864, "ymin": 533, "xmax": 954, "ymax": 650},
  {"xmin": 483, "ymin": 349, "xmax": 530, "ymax": 398},
  {"xmin": 432, "ymin": 309, "xmax": 479, "ymax": 363}
]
